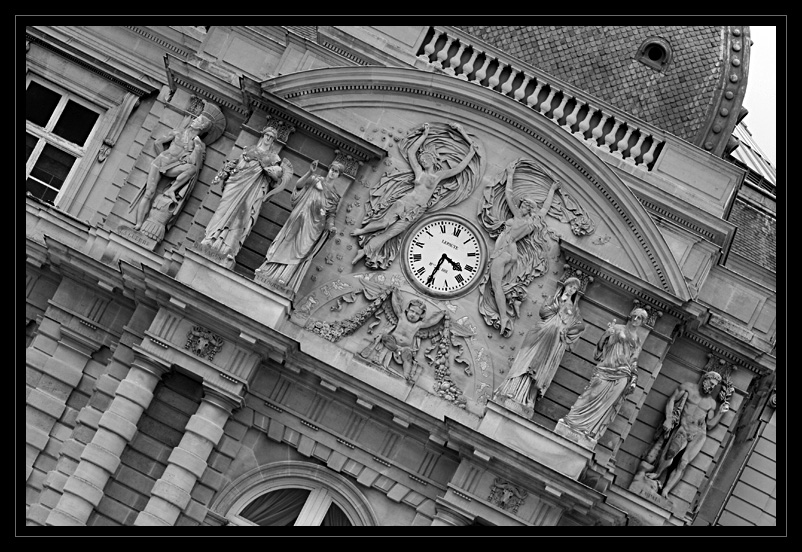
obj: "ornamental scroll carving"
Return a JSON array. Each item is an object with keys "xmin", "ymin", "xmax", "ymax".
[{"xmin": 185, "ymin": 325, "xmax": 224, "ymax": 361}]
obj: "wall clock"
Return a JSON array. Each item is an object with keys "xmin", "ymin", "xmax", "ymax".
[{"xmin": 401, "ymin": 213, "xmax": 487, "ymax": 298}]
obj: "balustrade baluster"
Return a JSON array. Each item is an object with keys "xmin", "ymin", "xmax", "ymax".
[
  {"xmin": 459, "ymin": 48, "xmax": 479, "ymax": 81},
  {"xmin": 474, "ymin": 55, "xmax": 492, "ymax": 85},
  {"xmin": 501, "ymin": 67, "xmax": 519, "ymax": 96},
  {"xmin": 539, "ymin": 87, "xmax": 557, "ymax": 116},
  {"xmin": 642, "ymin": 136, "xmax": 661, "ymax": 166},
  {"xmin": 513, "ymin": 74, "xmax": 533, "ymax": 102},
  {"xmin": 419, "ymin": 28, "xmax": 443, "ymax": 64},
  {"xmin": 552, "ymin": 93, "xmax": 569, "ymax": 124},
  {"xmin": 576, "ymin": 106, "xmax": 596, "ymax": 138},
  {"xmin": 435, "ymin": 36, "xmax": 455, "ymax": 70},
  {"xmin": 488, "ymin": 60, "xmax": 507, "ymax": 90},
  {"xmin": 563, "ymin": 100, "xmax": 582, "ymax": 132},
  {"xmin": 526, "ymin": 81, "xmax": 545, "ymax": 109},
  {"xmin": 613, "ymin": 126, "xmax": 635, "ymax": 159},
  {"xmin": 590, "ymin": 113, "xmax": 611, "ymax": 145},
  {"xmin": 602, "ymin": 120, "xmax": 623, "ymax": 153},
  {"xmin": 625, "ymin": 132, "xmax": 647, "ymax": 165},
  {"xmin": 446, "ymin": 42, "xmax": 467, "ymax": 76}
]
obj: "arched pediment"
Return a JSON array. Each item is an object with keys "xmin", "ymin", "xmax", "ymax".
[{"xmin": 263, "ymin": 66, "xmax": 690, "ymax": 302}]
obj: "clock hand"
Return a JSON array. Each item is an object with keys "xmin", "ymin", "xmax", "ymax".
[
  {"xmin": 443, "ymin": 254, "xmax": 462, "ymax": 271},
  {"xmin": 426, "ymin": 255, "xmax": 447, "ymax": 286}
]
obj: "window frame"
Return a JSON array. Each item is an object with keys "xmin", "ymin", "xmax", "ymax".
[
  {"xmin": 25, "ymin": 75, "xmax": 104, "ymax": 206},
  {"xmin": 212, "ymin": 461, "xmax": 378, "ymax": 527}
]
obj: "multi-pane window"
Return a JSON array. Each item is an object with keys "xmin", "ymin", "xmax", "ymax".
[
  {"xmin": 25, "ymin": 78, "xmax": 101, "ymax": 205},
  {"xmin": 229, "ymin": 487, "xmax": 353, "ymax": 526}
]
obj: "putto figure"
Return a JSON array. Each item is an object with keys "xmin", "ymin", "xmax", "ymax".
[
  {"xmin": 644, "ymin": 370, "xmax": 730, "ymax": 498},
  {"xmin": 556, "ymin": 307, "xmax": 647, "ymax": 446},
  {"xmin": 129, "ymin": 102, "xmax": 226, "ymax": 237},
  {"xmin": 359, "ymin": 289, "xmax": 446, "ymax": 381},
  {"xmin": 199, "ymin": 126, "xmax": 292, "ymax": 263},
  {"xmin": 494, "ymin": 277, "xmax": 585, "ymax": 412},
  {"xmin": 351, "ymin": 121, "xmax": 483, "ymax": 269},
  {"xmin": 477, "ymin": 158, "xmax": 595, "ymax": 336},
  {"xmin": 255, "ymin": 160, "xmax": 346, "ymax": 296}
]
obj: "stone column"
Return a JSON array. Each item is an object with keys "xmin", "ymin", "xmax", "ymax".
[
  {"xmin": 26, "ymin": 326, "xmax": 98, "ymax": 483},
  {"xmin": 45, "ymin": 352, "xmax": 170, "ymax": 526},
  {"xmin": 134, "ymin": 386, "xmax": 239, "ymax": 526}
]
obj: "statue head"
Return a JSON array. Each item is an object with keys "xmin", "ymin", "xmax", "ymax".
[
  {"xmin": 628, "ymin": 307, "xmax": 649, "ymax": 327},
  {"xmin": 561, "ymin": 277, "xmax": 581, "ymax": 300},
  {"xmin": 701, "ymin": 370, "xmax": 722, "ymax": 394},
  {"xmin": 327, "ymin": 161, "xmax": 344, "ymax": 181},
  {"xmin": 261, "ymin": 126, "xmax": 278, "ymax": 143},
  {"xmin": 190, "ymin": 114, "xmax": 214, "ymax": 133},
  {"xmin": 417, "ymin": 143, "xmax": 441, "ymax": 170},
  {"xmin": 405, "ymin": 299, "xmax": 426, "ymax": 322}
]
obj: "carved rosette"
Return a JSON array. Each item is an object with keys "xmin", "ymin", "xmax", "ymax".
[
  {"xmin": 488, "ymin": 478, "xmax": 528, "ymax": 514},
  {"xmin": 185, "ymin": 325, "xmax": 224, "ymax": 361}
]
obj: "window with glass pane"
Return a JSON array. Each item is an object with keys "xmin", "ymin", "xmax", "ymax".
[
  {"xmin": 26, "ymin": 144, "xmax": 77, "ymax": 204},
  {"xmin": 25, "ymin": 79, "xmax": 101, "ymax": 205},
  {"xmin": 238, "ymin": 487, "xmax": 353, "ymax": 526}
]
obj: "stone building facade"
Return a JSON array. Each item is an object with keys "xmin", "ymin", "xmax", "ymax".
[{"xmin": 23, "ymin": 25, "xmax": 778, "ymax": 529}]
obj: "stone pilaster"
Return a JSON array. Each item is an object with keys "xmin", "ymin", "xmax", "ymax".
[
  {"xmin": 134, "ymin": 386, "xmax": 239, "ymax": 526},
  {"xmin": 45, "ymin": 351, "xmax": 170, "ymax": 526}
]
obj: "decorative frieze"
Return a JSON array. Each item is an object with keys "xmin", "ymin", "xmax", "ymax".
[
  {"xmin": 185, "ymin": 325, "xmax": 224, "ymax": 361},
  {"xmin": 488, "ymin": 478, "xmax": 528, "ymax": 514}
]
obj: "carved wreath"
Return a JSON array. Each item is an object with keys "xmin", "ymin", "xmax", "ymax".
[{"xmin": 185, "ymin": 325, "xmax": 224, "ymax": 361}]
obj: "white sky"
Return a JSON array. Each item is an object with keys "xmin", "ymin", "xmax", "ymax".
[{"xmin": 742, "ymin": 26, "xmax": 777, "ymax": 165}]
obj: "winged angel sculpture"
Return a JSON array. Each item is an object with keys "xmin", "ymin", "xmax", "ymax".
[
  {"xmin": 351, "ymin": 122, "xmax": 484, "ymax": 269},
  {"xmin": 478, "ymin": 158, "xmax": 595, "ymax": 336}
]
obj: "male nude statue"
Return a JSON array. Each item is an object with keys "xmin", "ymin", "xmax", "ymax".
[{"xmin": 646, "ymin": 370, "xmax": 729, "ymax": 498}]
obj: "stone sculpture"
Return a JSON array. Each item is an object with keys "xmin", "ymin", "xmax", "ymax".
[
  {"xmin": 255, "ymin": 160, "xmax": 345, "ymax": 296},
  {"xmin": 359, "ymin": 288, "xmax": 447, "ymax": 381},
  {"xmin": 555, "ymin": 307, "xmax": 647, "ymax": 447},
  {"xmin": 639, "ymin": 370, "xmax": 731, "ymax": 499},
  {"xmin": 494, "ymin": 276, "xmax": 585, "ymax": 417},
  {"xmin": 351, "ymin": 121, "xmax": 483, "ymax": 269},
  {"xmin": 198, "ymin": 126, "xmax": 292, "ymax": 263},
  {"xmin": 129, "ymin": 102, "xmax": 226, "ymax": 241},
  {"xmin": 477, "ymin": 158, "xmax": 595, "ymax": 336}
]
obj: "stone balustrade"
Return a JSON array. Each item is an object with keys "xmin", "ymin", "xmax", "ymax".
[{"xmin": 417, "ymin": 27, "xmax": 665, "ymax": 171}]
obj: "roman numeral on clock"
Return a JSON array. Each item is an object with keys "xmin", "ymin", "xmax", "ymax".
[
  {"xmin": 455, "ymin": 274, "xmax": 464, "ymax": 284},
  {"xmin": 415, "ymin": 267, "xmax": 425, "ymax": 276},
  {"xmin": 453, "ymin": 227, "xmax": 461, "ymax": 237},
  {"xmin": 465, "ymin": 265, "xmax": 473, "ymax": 272},
  {"xmin": 412, "ymin": 253, "xmax": 422, "ymax": 261}
]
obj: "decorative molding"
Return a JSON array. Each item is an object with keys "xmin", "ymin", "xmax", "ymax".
[
  {"xmin": 26, "ymin": 32, "xmax": 153, "ymax": 96},
  {"xmin": 300, "ymin": 420, "xmax": 320, "ymax": 431},
  {"xmin": 632, "ymin": 299, "xmax": 663, "ymax": 328},
  {"xmin": 560, "ymin": 263, "xmax": 594, "ymax": 295}
]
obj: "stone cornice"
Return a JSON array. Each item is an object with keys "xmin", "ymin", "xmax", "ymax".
[
  {"xmin": 26, "ymin": 28, "xmax": 157, "ymax": 97},
  {"xmin": 243, "ymin": 76, "xmax": 387, "ymax": 165}
]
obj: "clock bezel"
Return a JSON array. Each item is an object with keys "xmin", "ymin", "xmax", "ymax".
[{"xmin": 400, "ymin": 213, "xmax": 488, "ymax": 299}]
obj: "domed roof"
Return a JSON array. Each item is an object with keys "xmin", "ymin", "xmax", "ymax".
[{"xmin": 454, "ymin": 25, "xmax": 750, "ymax": 157}]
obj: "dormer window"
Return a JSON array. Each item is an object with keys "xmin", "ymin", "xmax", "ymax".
[{"xmin": 636, "ymin": 37, "xmax": 673, "ymax": 71}]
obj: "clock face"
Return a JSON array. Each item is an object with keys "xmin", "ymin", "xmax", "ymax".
[{"xmin": 403, "ymin": 215, "xmax": 486, "ymax": 298}]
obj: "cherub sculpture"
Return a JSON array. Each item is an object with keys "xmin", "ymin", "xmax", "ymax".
[
  {"xmin": 359, "ymin": 289, "xmax": 447, "ymax": 381},
  {"xmin": 477, "ymin": 158, "xmax": 595, "ymax": 336},
  {"xmin": 351, "ymin": 121, "xmax": 483, "ymax": 269}
]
